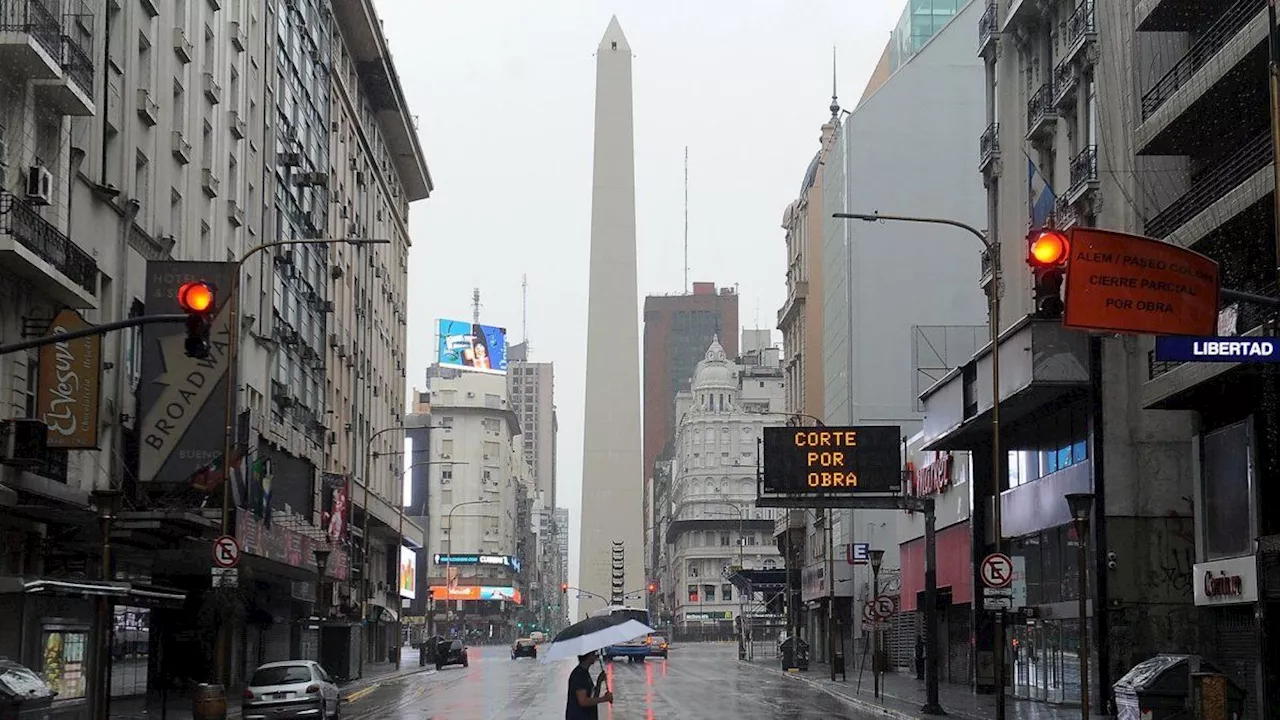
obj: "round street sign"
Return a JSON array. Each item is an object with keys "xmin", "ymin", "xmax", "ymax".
[
  {"xmin": 862, "ymin": 602, "xmax": 877, "ymax": 623},
  {"xmin": 213, "ymin": 535, "xmax": 241, "ymax": 569},
  {"xmin": 873, "ymin": 595, "xmax": 895, "ymax": 619},
  {"xmin": 981, "ymin": 553, "xmax": 1013, "ymax": 589}
]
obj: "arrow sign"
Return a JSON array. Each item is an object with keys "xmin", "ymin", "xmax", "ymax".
[
  {"xmin": 213, "ymin": 534, "xmax": 240, "ymax": 568},
  {"xmin": 981, "ymin": 553, "xmax": 1013, "ymax": 589}
]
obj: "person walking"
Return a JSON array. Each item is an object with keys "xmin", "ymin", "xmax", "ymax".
[{"xmin": 566, "ymin": 650, "xmax": 612, "ymax": 719}]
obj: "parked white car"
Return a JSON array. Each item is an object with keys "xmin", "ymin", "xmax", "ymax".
[{"xmin": 242, "ymin": 661, "xmax": 341, "ymax": 720}]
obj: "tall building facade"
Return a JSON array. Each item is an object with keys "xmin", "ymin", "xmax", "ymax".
[
  {"xmin": 661, "ymin": 338, "xmax": 785, "ymax": 631},
  {"xmin": 578, "ymin": 16, "xmax": 644, "ymax": 613},
  {"xmin": 508, "ymin": 341, "xmax": 556, "ymax": 508},
  {"xmin": 643, "ymin": 283, "xmax": 738, "ymax": 589},
  {"xmin": 0, "ymin": 0, "xmax": 431, "ymax": 695}
]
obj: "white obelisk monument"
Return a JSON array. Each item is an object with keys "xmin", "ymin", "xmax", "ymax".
[{"xmin": 578, "ymin": 16, "xmax": 644, "ymax": 616}]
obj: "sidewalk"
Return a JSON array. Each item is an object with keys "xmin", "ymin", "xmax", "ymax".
[
  {"xmin": 109, "ymin": 658, "xmax": 434, "ymax": 720},
  {"xmin": 741, "ymin": 659, "xmax": 1108, "ymax": 720}
]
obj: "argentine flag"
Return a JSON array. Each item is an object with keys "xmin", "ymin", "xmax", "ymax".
[{"xmin": 1027, "ymin": 152, "xmax": 1056, "ymax": 227}]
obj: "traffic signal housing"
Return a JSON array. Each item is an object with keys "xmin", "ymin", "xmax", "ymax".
[
  {"xmin": 178, "ymin": 280, "xmax": 217, "ymax": 359},
  {"xmin": 560, "ymin": 583, "xmax": 568, "ymax": 593},
  {"xmin": 1027, "ymin": 230, "xmax": 1069, "ymax": 319},
  {"xmin": 647, "ymin": 582, "xmax": 656, "ymax": 593}
]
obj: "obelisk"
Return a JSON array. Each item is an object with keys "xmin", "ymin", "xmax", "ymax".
[{"xmin": 578, "ymin": 16, "xmax": 644, "ymax": 616}]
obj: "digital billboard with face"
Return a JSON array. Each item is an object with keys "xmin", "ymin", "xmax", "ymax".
[
  {"xmin": 437, "ymin": 319, "xmax": 508, "ymax": 374},
  {"xmin": 399, "ymin": 546, "xmax": 417, "ymax": 599},
  {"xmin": 761, "ymin": 425, "xmax": 902, "ymax": 494}
]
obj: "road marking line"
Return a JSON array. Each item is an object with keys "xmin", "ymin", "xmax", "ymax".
[{"xmin": 343, "ymin": 684, "xmax": 379, "ymax": 703}]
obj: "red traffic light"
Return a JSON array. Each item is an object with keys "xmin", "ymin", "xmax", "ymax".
[
  {"xmin": 1028, "ymin": 230, "xmax": 1070, "ymax": 267},
  {"xmin": 178, "ymin": 281, "xmax": 216, "ymax": 313},
  {"xmin": 647, "ymin": 583, "xmax": 656, "ymax": 593},
  {"xmin": 560, "ymin": 583, "xmax": 568, "ymax": 593}
]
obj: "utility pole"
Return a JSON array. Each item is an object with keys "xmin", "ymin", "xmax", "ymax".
[{"xmin": 1270, "ymin": 0, "xmax": 1280, "ymax": 276}]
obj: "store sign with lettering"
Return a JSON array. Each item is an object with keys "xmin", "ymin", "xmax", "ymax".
[
  {"xmin": 907, "ymin": 452, "xmax": 952, "ymax": 497},
  {"xmin": 1192, "ymin": 556, "xmax": 1257, "ymax": 606}
]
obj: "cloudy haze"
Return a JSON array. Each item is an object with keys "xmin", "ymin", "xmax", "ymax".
[{"xmin": 376, "ymin": 0, "xmax": 910, "ymax": 598}]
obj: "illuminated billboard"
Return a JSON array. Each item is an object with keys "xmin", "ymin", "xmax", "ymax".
[
  {"xmin": 437, "ymin": 319, "xmax": 508, "ymax": 374},
  {"xmin": 432, "ymin": 554, "xmax": 521, "ymax": 573},
  {"xmin": 428, "ymin": 585, "xmax": 523, "ymax": 604},
  {"xmin": 399, "ymin": 546, "xmax": 417, "ymax": 599},
  {"xmin": 761, "ymin": 425, "xmax": 902, "ymax": 494}
]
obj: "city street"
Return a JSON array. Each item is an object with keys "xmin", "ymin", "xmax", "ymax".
[{"xmin": 337, "ymin": 643, "xmax": 865, "ymax": 719}]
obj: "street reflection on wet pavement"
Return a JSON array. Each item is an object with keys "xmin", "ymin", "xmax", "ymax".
[{"xmin": 341, "ymin": 642, "xmax": 872, "ymax": 719}]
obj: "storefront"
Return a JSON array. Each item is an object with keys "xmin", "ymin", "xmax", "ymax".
[{"xmin": 1193, "ymin": 554, "xmax": 1259, "ymax": 710}]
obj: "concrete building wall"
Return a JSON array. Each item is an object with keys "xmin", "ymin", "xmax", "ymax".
[{"xmin": 508, "ymin": 358, "xmax": 555, "ymax": 508}]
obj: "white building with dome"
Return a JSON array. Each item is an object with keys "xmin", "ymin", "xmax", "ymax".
[{"xmin": 659, "ymin": 336, "xmax": 788, "ymax": 632}]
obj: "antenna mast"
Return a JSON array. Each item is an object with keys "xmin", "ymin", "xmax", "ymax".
[
  {"xmin": 684, "ymin": 146, "xmax": 689, "ymax": 294},
  {"xmin": 522, "ymin": 274, "xmax": 528, "ymax": 343},
  {"xmin": 472, "ymin": 288, "xmax": 481, "ymax": 324}
]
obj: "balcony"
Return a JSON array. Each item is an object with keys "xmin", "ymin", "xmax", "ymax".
[
  {"xmin": 1001, "ymin": 0, "xmax": 1042, "ymax": 33},
  {"xmin": 977, "ymin": 2, "xmax": 998, "ymax": 58},
  {"xmin": 229, "ymin": 21, "xmax": 245, "ymax": 52},
  {"xmin": 0, "ymin": 0, "xmax": 61, "ymax": 78},
  {"xmin": 1026, "ymin": 83, "xmax": 1056, "ymax": 140},
  {"xmin": 1052, "ymin": 59, "xmax": 1078, "ymax": 109},
  {"xmin": 1065, "ymin": 145, "xmax": 1099, "ymax": 204},
  {"xmin": 1144, "ymin": 131, "xmax": 1271, "ymax": 240},
  {"xmin": 229, "ymin": 110, "xmax": 247, "ymax": 139},
  {"xmin": 978, "ymin": 122, "xmax": 1000, "ymax": 174},
  {"xmin": 0, "ymin": 191, "xmax": 98, "ymax": 308},
  {"xmin": 1054, "ymin": 195, "xmax": 1080, "ymax": 230},
  {"xmin": 201, "ymin": 167, "xmax": 220, "ymax": 197},
  {"xmin": 171, "ymin": 130, "xmax": 191, "ymax": 164},
  {"xmin": 173, "ymin": 26, "xmax": 192, "ymax": 63},
  {"xmin": 1140, "ymin": 0, "xmax": 1263, "ymax": 122},
  {"xmin": 227, "ymin": 199, "xmax": 245, "ymax": 227},
  {"xmin": 33, "ymin": 32, "xmax": 93, "ymax": 116},
  {"xmin": 202, "ymin": 71, "xmax": 222, "ymax": 104},
  {"xmin": 136, "ymin": 88, "xmax": 158, "ymax": 126},
  {"xmin": 776, "ymin": 280, "xmax": 808, "ymax": 328},
  {"xmin": 1062, "ymin": 1, "xmax": 1096, "ymax": 67}
]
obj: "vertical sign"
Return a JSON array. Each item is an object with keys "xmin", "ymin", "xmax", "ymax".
[
  {"xmin": 37, "ymin": 309, "xmax": 102, "ymax": 448},
  {"xmin": 138, "ymin": 261, "xmax": 235, "ymax": 483}
]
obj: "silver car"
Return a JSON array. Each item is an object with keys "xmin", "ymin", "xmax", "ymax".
[{"xmin": 242, "ymin": 661, "xmax": 341, "ymax": 720}]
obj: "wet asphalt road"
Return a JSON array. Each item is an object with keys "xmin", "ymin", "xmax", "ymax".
[{"xmin": 341, "ymin": 643, "xmax": 869, "ymax": 719}]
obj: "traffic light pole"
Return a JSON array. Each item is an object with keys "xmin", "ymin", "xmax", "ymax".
[
  {"xmin": 0, "ymin": 314, "xmax": 187, "ymax": 356},
  {"xmin": 834, "ymin": 211, "xmax": 994, "ymax": 717}
]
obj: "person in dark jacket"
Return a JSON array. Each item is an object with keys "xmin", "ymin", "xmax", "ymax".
[{"xmin": 566, "ymin": 650, "xmax": 612, "ymax": 719}]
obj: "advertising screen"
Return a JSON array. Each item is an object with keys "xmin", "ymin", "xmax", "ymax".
[
  {"xmin": 399, "ymin": 546, "xmax": 417, "ymax": 599},
  {"xmin": 761, "ymin": 425, "xmax": 902, "ymax": 494},
  {"xmin": 429, "ymin": 586, "xmax": 523, "ymax": 604},
  {"xmin": 432, "ymin": 554, "xmax": 521, "ymax": 573},
  {"xmin": 437, "ymin": 319, "xmax": 508, "ymax": 374}
]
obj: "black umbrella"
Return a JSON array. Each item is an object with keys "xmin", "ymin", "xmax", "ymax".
[{"xmin": 541, "ymin": 614, "xmax": 655, "ymax": 663}]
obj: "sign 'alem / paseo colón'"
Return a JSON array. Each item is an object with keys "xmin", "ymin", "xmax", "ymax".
[{"xmin": 761, "ymin": 425, "xmax": 901, "ymax": 494}]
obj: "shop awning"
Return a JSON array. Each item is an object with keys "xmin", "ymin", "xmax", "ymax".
[
  {"xmin": 365, "ymin": 601, "xmax": 398, "ymax": 623},
  {"xmin": 0, "ymin": 576, "xmax": 187, "ymax": 606}
]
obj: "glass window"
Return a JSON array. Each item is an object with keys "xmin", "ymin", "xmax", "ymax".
[
  {"xmin": 1202, "ymin": 420, "xmax": 1254, "ymax": 560},
  {"xmin": 42, "ymin": 628, "xmax": 88, "ymax": 700},
  {"xmin": 721, "ymin": 584, "xmax": 733, "ymax": 601},
  {"xmin": 1040, "ymin": 528, "xmax": 1062, "ymax": 605}
]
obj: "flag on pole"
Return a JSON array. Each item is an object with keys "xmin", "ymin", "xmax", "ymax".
[{"xmin": 1027, "ymin": 151, "xmax": 1056, "ymax": 227}]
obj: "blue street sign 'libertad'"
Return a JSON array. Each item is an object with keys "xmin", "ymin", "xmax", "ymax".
[{"xmin": 1154, "ymin": 337, "xmax": 1280, "ymax": 363}]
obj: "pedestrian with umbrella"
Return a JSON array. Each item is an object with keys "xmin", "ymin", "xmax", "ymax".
[{"xmin": 542, "ymin": 613, "xmax": 655, "ymax": 718}]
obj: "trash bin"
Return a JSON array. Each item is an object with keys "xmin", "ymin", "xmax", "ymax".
[
  {"xmin": 0, "ymin": 658, "xmax": 55, "ymax": 720},
  {"xmin": 192, "ymin": 683, "xmax": 227, "ymax": 720},
  {"xmin": 833, "ymin": 651, "xmax": 846, "ymax": 677},
  {"xmin": 1112, "ymin": 654, "xmax": 1244, "ymax": 720},
  {"xmin": 779, "ymin": 637, "xmax": 810, "ymax": 671}
]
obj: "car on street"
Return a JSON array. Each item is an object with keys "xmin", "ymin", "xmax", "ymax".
[
  {"xmin": 242, "ymin": 660, "xmax": 341, "ymax": 720},
  {"xmin": 647, "ymin": 635, "xmax": 669, "ymax": 658},
  {"xmin": 511, "ymin": 637, "xmax": 537, "ymax": 659},
  {"xmin": 436, "ymin": 639, "xmax": 469, "ymax": 670}
]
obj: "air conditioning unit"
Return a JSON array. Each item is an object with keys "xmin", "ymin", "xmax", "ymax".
[
  {"xmin": 278, "ymin": 152, "xmax": 303, "ymax": 167},
  {"xmin": 25, "ymin": 165, "xmax": 53, "ymax": 206}
]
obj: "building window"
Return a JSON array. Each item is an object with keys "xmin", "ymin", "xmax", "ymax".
[
  {"xmin": 1201, "ymin": 419, "xmax": 1255, "ymax": 561},
  {"xmin": 721, "ymin": 584, "xmax": 732, "ymax": 601}
]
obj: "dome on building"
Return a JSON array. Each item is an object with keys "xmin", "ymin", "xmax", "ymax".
[{"xmin": 692, "ymin": 336, "xmax": 736, "ymax": 413}]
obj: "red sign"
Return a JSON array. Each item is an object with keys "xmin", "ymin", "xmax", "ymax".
[
  {"xmin": 1062, "ymin": 228, "xmax": 1220, "ymax": 337},
  {"xmin": 907, "ymin": 452, "xmax": 952, "ymax": 497},
  {"xmin": 236, "ymin": 511, "xmax": 350, "ymax": 580}
]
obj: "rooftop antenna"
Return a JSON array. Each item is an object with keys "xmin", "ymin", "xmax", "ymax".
[
  {"xmin": 830, "ymin": 46, "xmax": 840, "ymax": 118},
  {"xmin": 683, "ymin": 146, "xmax": 689, "ymax": 294},
  {"xmin": 472, "ymin": 287, "xmax": 482, "ymax": 324},
  {"xmin": 522, "ymin": 274, "xmax": 529, "ymax": 344}
]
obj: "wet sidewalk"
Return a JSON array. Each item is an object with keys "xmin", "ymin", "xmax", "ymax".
[
  {"xmin": 742, "ymin": 659, "xmax": 1108, "ymax": 719},
  {"xmin": 109, "ymin": 654, "xmax": 434, "ymax": 720}
]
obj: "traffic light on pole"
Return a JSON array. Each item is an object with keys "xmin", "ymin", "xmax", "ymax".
[
  {"xmin": 177, "ymin": 280, "xmax": 217, "ymax": 358},
  {"xmin": 647, "ymin": 582, "xmax": 656, "ymax": 593},
  {"xmin": 560, "ymin": 583, "xmax": 568, "ymax": 593},
  {"xmin": 1027, "ymin": 230, "xmax": 1070, "ymax": 319}
]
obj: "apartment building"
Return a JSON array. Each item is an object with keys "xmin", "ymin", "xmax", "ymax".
[{"xmin": 508, "ymin": 341, "xmax": 556, "ymax": 508}]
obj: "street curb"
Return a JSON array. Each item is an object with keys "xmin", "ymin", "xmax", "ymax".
[{"xmin": 737, "ymin": 660, "xmax": 920, "ymax": 720}]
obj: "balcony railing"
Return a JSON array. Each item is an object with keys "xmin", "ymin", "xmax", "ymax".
[
  {"xmin": 979, "ymin": 122, "xmax": 999, "ymax": 169},
  {"xmin": 1069, "ymin": 145, "xmax": 1098, "ymax": 192},
  {"xmin": 1065, "ymin": 1, "xmax": 1096, "ymax": 49},
  {"xmin": 0, "ymin": 191, "xmax": 98, "ymax": 293},
  {"xmin": 1140, "ymin": 0, "xmax": 1264, "ymax": 120},
  {"xmin": 59, "ymin": 32, "xmax": 91, "ymax": 93},
  {"xmin": 978, "ymin": 2, "xmax": 998, "ymax": 52},
  {"xmin": 1053, "ymin": 59, "xmax": 1077, "ymax": 106},
  {"xmin": 1144, "ymin": 130, "xmax": 1271, "ymax": 239},
  {"xmin": 0, "ymin": 0, "xmax": 60, "ymax": 61},
  {"xmin": 1054, "ymin": 195, "xmax": 1080, "ymax": 228},
  {"xmin": 1027, "ymin": 83, "xmax": 1055, "ymax": 134}
]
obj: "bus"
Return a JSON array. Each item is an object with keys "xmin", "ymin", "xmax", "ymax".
[{"xmin": 588, "ymin": 605, "xmax": 652, "ymax": 662}]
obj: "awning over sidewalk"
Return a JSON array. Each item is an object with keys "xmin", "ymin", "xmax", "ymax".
[
  {"xmin": 0, "ymin": 576, "xmax": 187, "ymax": 607},
  {"xmin": 365, "ymin": 602, "xmax": 398, "ymax": 623}
]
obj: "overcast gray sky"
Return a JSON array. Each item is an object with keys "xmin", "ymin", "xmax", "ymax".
[{"xmin": 377, "ymin": 0, "xmax": 911, "ymax": 596}]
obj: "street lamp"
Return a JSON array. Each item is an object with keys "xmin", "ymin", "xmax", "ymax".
[
  {"xmin": 313, "ymin": 547, "xmax": 332, "ymax": 674},
  {"xmin": 835, "ymin": 210, "xmax": 1000, "ymax": 717},
  {"xmin": 869, "ymin": 548, "xmax": 885, "ymax": 697},
  {"xmin": 89, "ymin": 488, "xmax": 122, "ymax": 720},
  {"xmin": 443, "ymin": 499, "xmax": 497, "ymax": 641},
  {"xmin": 1065, "ymin": 492, "xmax": 1095, "ymax": 720}
]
